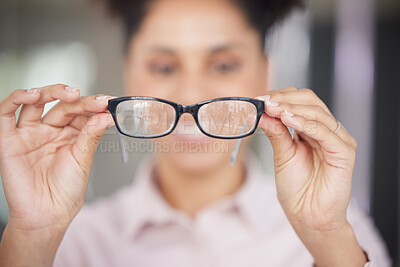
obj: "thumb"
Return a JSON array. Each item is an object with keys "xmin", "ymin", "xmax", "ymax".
[
  {"xmin": 258, "ymin": 113, "xmax": 296, "ymax": 164},
  {"xmin": 72, "ymin": 112, "xmax": 114, "ymax": 173}
]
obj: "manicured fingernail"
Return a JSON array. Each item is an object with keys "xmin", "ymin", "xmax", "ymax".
[
  {"xmin": 284, "ymin": 109, "xmax": 294, "ymax": 117},
  {"xmin": 266, "ymin": 100, "xmax": 279, "ymax": 107},
  {"xmin": 65, "ymin": 86, "xmax": 79, "ymax": 92},
  {"xmin": 256, "ymin": 95, "xmax": 271, "ymax": 101},
  {"xmin": 26, "ymin": 88, "xmax": 39, "ymax": 94},
  {"xmin": 96, "ymin": 95, "xmax": 110, "ymax": 101}
]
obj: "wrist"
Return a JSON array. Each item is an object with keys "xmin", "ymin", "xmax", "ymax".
[
  {"xmin": 4, "ymin": 222, "xmax": 68, "ymax": 242},
  {"xmin": 0, "ymin": 223, "xmax": 68, "ymax": 267},
  {"xmin": 294, "ymin": 221, "xmax": 367, "ymax": 267}
]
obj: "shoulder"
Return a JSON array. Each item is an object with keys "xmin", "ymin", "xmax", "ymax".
[
  {"xmin": 54, "ymin": 184, "xmax": 142, "ymax": 266},
  {"xmin": 71, "ymin": 184, "xmax": 141, "ymax": 236}
]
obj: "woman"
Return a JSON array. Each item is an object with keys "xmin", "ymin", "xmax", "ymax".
[{"xmin": 0, "ymin": 0, "xmax": 390, "ymax": 266}]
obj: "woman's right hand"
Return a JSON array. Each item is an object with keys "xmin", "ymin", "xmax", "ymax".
[{"xmin": 0, "ymin": 84, "xmax": 113, "ymax": 233}]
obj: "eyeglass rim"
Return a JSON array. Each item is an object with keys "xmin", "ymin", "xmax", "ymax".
[{"xmin": 108, "ymin": 96, "xmax": 265, "ymax": 139}]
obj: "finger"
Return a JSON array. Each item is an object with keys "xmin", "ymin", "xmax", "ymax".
[
  {"xmin": 17, "ymin": 84, "xmax": 80, "ymax": 128},
  {"xmin": 71, "ymin": 112, "xmax": 114, "ymax": 176},
  {"xmin": 41, "ymin": 95, "xmax": 111, "ymax": 128},
  {"xmin": 255, "ymin": 86, "xmax": 298, "ymax": 99},
  {"xmin": 279, "ymin": 110, "xmax": 355, "ymax": 167},
  {"xmin": 261, "ymin": 101, "xmax": 356, "ymax": 148},
  {"xmin": 258, "ymin": 88, "xmax": 332, "ymax": 115},
  {"xmin": 267, "ymin": 86, "xmax": 299, "ymax": 93},
  {"xmin": 258, "ymin": 113, "xmax": 296, "ymax": 164},
  {"xmin": 0, "ymin": 89, "xmax": 41, "ymax": 136},
  {"xmin": 295, "ymin": 130, "xmax": 322, "ymax": 153},
  {"xmin": 68, "ymin": 114, "xmax": 93, "ymax": 131}
]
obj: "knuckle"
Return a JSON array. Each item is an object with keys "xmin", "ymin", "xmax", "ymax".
[
  {"xmin": 281, "ymin": 102, "xmax": 292, "ymax": 110},
  {"xmin": 278, "ymin": 91, "xmax": 289, "ymax": 98},
  {"xmin": 78, "ymin": 95, "xmax": 90, "ymax": 103},
  {"xmin": 350, "ymin": 136, "xmax": 358, "ymax": 150},
  {"xmin": 305, "ymin": 120, "xmax": 319, "ymax": 135},
  {"xmin": 14, "ymin": 89, "xmax": 25, "ymax": 94},
  {"xmin": 83, "ymin": 95, "xmax": 94, "ymax": 99},
  {"xmin": 78, "ymin": 95, "xmax": 91, "ymax": 104},
  {"xmin": 11, "ymin": 89, "xmax": 25, "ymax": 97},
  {"xmin": 301, "ymin": 88, "xmax": 315, "ymax": 96},
  {"xmin": 306, "ymin": 105, "xmax": 323, "ymax": 120},
  {"xmin": 60, "ymin": 106, "xmax": 73, "ymax": 118},
  {"xmin": 54, "ymin": 83, "xmax": 67, "ymax": 88},
  {"xmin": 288, "ymin": 86, "xmax": 299, "ymax": 91},
  {"xmin": 314, "ymin": 105, "xmax": 325, "ymax": 113},
  {"xmin": 90, "ymin": 132, "xmax": 103, "ymax": 143},
  {"xmin": 85, "ymin": 115, "xmax": 106, "ymax": 134},
  {"xmin": 46, "ymin": 84, "xmax": 68, "ymax": 94},
  {"xmin": 317, "ymin": 120, "xmax": 327, "ymax": 132}
]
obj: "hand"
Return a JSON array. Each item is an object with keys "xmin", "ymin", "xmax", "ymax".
[
  {"xmin": 0, "ymin": 84, "xmax": 113, "ymax": 232},
  {"xmin": 257, "ymin": 87, "xmax": 366, "ymax": 266}
]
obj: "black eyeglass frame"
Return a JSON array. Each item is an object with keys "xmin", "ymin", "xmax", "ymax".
[{"xmin": 108, "ymin": 96, "xmax": 265, "ymax": 139}]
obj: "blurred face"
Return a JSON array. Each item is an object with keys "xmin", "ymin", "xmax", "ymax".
[{"xmin": 124, "ymin": 0, "xmax": 268, "ymax": 173}]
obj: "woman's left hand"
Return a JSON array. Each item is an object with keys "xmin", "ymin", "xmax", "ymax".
[{"xmin": 257, "ymin": 87, "xmax": 366, "ymax": 266}]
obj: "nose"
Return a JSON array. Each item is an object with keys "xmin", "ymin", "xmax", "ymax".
[
  {"xmin": 180, "ymin": 113, "xmax": 196, "ymax": 124},
  {"xmin": 172, "ymin": 71, "xmax": 207, "ymax": 105},
  {"xmin": 174, "ymin": 113, "xmax": 203, "ymax": 136}
]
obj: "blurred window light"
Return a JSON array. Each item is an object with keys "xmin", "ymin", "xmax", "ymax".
[
  {"xmin": 266, "ymin": 10, "xmax": 311, "ymax": 90},
  {"xmin": 0, "ymin": 41, "xmax": 98, "ymax": 223},
  {"xmin": 333, "ymin": 0, "xmax": 375, "ymax": 212}
]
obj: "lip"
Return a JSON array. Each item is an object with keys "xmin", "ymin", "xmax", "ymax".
[
  {"xmin": 172, "ymin": 133, "xmax": 212, "ymax": 143},
  {"xmin": 171, "ymin": 120, "xmax": 213, "ymax": 143}
]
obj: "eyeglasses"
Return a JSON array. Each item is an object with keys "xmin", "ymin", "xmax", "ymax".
[{"xmin": 108, "ymin": 97, "xmax": 265, "ymax": 139}]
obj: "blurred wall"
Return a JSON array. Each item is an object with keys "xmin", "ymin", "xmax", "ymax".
[
  {"xmin": 0, "ymin": 0, "xmax": 125, "ymax": 221},
  {"xmin": 0, "ymin": 0, "xmax": 310, "ymax": 215},
  {"xmin": 0, "ymin": 0, "xmax": 399, "ymax": 263}
]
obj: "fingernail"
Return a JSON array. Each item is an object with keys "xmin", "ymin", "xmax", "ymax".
[
  {"xmin": 284, "ymin": 109, "xmax": 294, "ymax": 117},
  {"xmin": 256, "ymin": 95, "xmax": 271, "ymax": 101},
  {"xmin": 65, "ymin": 86, "xmax": 79, "ymax": 92},
  {"xmin": 96, "ymin": 95, "xmax": 110, "ymax": 101},
  {"xmin": 266, "ymin": 100, "xmax": 279, "ymax": 107},
  {"xmin": 26, "ymin": 88, "xmax": 39, "ymax": 94}
]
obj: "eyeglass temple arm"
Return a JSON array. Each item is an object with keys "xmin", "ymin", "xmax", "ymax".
[
  {"xmin": 230, "ymin": 120, "xmax": 248, "ymax": 166},
  {"xmin": 118, "ymin": 132, "xmax": 129, "ymax": 164}
]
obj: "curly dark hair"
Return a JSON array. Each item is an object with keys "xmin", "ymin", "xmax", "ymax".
[{"xmin": 101, "ymin": 0, "xmax": 304, "ymax": 49}]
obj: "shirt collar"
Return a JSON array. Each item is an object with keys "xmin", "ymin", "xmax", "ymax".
[
  {"xmin": 122, "ymin": 151, "xmax": 275, "ymax": 239},
  {"xmin": 122, "ymin": 156, "xmax": 191, "ymax": 238}
]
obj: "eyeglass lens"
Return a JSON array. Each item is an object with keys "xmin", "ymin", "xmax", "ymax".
[
  {"xmin": 197, "ymin": 100, "xmax": 257, "ymax": 137},
  {"xmin": 116, "ymin": 100, "xmax": 176, "ymax": 137}
]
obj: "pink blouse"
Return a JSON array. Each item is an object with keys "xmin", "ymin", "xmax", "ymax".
[{"xmin": 54, "ymin": 154, "xmax": 391, "ymax": 267}]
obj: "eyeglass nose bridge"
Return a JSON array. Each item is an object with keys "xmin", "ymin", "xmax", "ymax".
[
  {"xmin": 176, "ymin": 104, "xmax": 201, "ymax": 129},
  {"xmin": 178, "ymin": 104, "xmax": 198, "ymax": 117}
]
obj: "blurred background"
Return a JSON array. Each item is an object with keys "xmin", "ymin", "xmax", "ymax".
[{"xmin": 0, "ymin": 0, "xmax": 399, "ymax": 265}]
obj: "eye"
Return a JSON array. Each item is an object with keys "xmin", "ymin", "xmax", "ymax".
[
  {"xmin": 210, "ymin": 61, "xmax": 240, "ymax": 74},
  {"xmin": 149, "ymin": 64, "xmax": 177, "ymax": 75}
]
